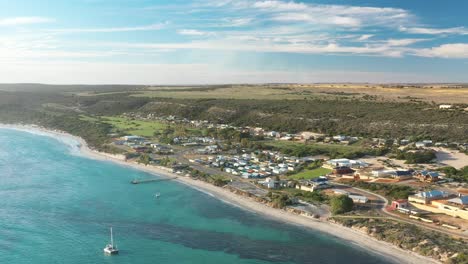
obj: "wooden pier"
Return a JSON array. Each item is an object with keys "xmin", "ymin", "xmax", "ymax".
[{"xmin": 131, "ymin": 177, "xmax": 178, "ymax": 184}]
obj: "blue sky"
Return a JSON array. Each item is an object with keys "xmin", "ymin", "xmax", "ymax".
[{"xmin": 1, "ymin": 0, "xmax": 468, "ymax": 84}]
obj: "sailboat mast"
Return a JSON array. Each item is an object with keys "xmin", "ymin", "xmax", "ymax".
[{"xmin": 110, "ymin": 227, "xmax": 114, "ymax": 246}]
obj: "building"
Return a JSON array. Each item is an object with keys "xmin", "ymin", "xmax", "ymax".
[
  {"xmin": 123, "ymin": 135, "xmax": 145, "ymax": 142},
  {"xmin": 332, "ymin": 166, "xmax": 355, "ymax": 175},
  {"xmin": 390, "ymin": 170, "xmax": 414, "ymax": 181},
  {"xmin": 371, "ymin": 169, "xmax": 395, "ymax": 178},
  {"xmin": 447, "ymin": 195, "xmax": 468, "ymax": 208},
  {"xmin": 348, "ymin": 194, "xmax": 369, "ymax": 204},
  {"xmin": 415, "ymin": 140, "xmax": 433, "ymax": 148},
  {"xmin": 333, "ymin": 189, "xmax": 350, "ymax": 196},
  {"xmin": 325, "ymin": 158, "xmax": 369, "ymax": 169},
  {"xmin": 439, "ymin": 104, "xmax": 453, "ymax": 109},
  {"xmin": 390, "ymin": 199, "xmax": 409, "ymax": 210},
  {"xmin": 400, "ymin": 139, "xmax": 410, "ymax": 145},
  {"xmin": 423, "ymin": 196, "xmax": 468, "ymax": 220},
  {"xmin": 408, "ymin": 190, "xmax": 450, "ymax": 204},
  {"xmin": 262, "ymin": 177, "xmax": 279, "ymax": 189},
  {"xmin": 296, "ymin": 181, "xmax": 330, "ymax": 192},
  {"xmin": 415, "ymin": 171, "xmax": 440, "ymax": 182}
]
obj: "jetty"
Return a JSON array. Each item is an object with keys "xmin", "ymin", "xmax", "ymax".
[{"xmin": 131, "ymin": 177, "xmax": 177, "ymax": 184}]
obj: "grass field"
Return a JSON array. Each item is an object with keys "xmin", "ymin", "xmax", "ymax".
[
  {"xmin": 79, "ymin": 115, "xmax": 100, "ymax": 122},
  {"xmin": 122, "ymin": 84, "xmax": 468, "ymax": 103},
  {"xmin": 131, "ymin": 85, "xmax": 320, "ymax": 100},
  {"xmin": 290, "ymin": 167, "xmax": 332, "ymax": 180},
  {"xmin": 102, "ymin": 116, "xmax": 168, "ymax": 137}
]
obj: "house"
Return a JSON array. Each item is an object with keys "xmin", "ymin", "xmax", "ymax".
[
  {"xmin": 408, "ymin": 190, "xmax": 450, "ymax": 204},
  {"xmin": 349, "ymin": 194, "xmax": 369, "ymax": 204},
  {"xmin": 447, "ymin": 195, "xmax": 468, "ymax": 209},
  {"xmin": 333, "ymin": 189, "xmax": 350, "ymax": 196},
  {"xmin": 123, "ymin": 135, "xmax": 145, "ymax": 142},
  {"xmin": 415, "ymin": 171, "xmax": 439, "ymax": 182},
  {"xmin": 325, "ymin": 159, "xmax": 369, "ymax": 169},
  {"xmin": 371, "ymin": 169, "xmax": 394, "ymax": 178},
  {"xmin": 439, "ymin": 104, "xmax": 453, "ymax": 109},
  {"xmin": 262, "ymin": 177, "xmax": 288, "ymax": 189},
  {"xmin": 390, "ymin": 199, "xmax": 409, "ymax": 210},
  {"xmin": 266, "ymin": 131, "xmax": 278, "ymax": 138},
  {"xmin": 390, "ymin": 170, "xmax": 414, "ymax": 181},
  {"xmin": 263, "ymin": 177, "xmax": 278, "ymax": 189},
  {"xmin": 296, "ymin": 181, "xmax": 330, "ymax": 192},
  {"xmin": 333, "ymin": 135, "xmax": 347, "ymax": 141},
  {"xmin": 332, "ymin": 166, "xmax": 355, "ymax": 175},
  {"xmin": 415, "ymin": 140, "xmax": 433, "ymax": 148},
  {"xmin": 400, "ymin": 139, "xmax": 410, "ymax": 145},
  {"xmin": 429, "ymin": 197, "xmax": 468, "ymax": 220}
]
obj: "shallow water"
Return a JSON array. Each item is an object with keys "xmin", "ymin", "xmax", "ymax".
[{"xmin": 0, "ymin": 129, "xmax": 393, "ymax": 264}]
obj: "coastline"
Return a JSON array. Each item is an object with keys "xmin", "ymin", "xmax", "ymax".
[{"xmin": 0, "ymin": 124, "xmax": 440, "ymax": 264}]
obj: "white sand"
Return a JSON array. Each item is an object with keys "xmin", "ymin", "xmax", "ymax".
[
  {"xmin": 0, "ymin": 124, "xmax": 440, "ymax": 264},
  {"xmin": 434, "ymin": 147, "xmax": 468, "ymax": 169}
]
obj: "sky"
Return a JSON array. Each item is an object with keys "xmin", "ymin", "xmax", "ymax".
[{"xmin": 1, "ymin": 0, "xmax": 468, "ymax": 84}]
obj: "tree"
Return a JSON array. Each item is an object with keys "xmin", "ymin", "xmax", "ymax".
[
  {"xmin": 271, "ymin": 193, "xmax": 291, "ymax": 209},
  {"xmin": 330, "ymin": 195, "xmax": 354, "ymax": 215},
  {"xmin": 212, "ymin": 176, "xmax": 229, "ymax": 187},
  {"xmin": 138, "ymin": 154, "xmax": 150, "ymax": 166}
]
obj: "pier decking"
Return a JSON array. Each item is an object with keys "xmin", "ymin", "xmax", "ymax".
[{"xmin": 131, "ymin": 177, "xmax": 178, "ymax": 184}]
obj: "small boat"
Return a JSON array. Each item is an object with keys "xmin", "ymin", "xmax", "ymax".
[
  {"xmin": 103, "ymin": 227, "xmax": 119, "ymax": 255},
  {"xmin": 154, "ymin": 193, "xmax": 161, "ymax": 198}
]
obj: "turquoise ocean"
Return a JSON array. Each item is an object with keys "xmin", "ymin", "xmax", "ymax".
[{"xmin": 0, "ymin": 129, "xmax": 392, "ymax": 264}]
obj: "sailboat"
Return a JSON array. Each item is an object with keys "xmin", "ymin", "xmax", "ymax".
[{"xmin": 103, "ymin": 227, "xmax": 119, "ymax": 255}]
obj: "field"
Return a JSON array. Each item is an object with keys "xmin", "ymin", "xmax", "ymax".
[
  {"xmin": 117, "ymin": 84, "xmax": 468, "ymax": 103},
  {"xmin": 101, "ymin": 116, "xmax": 168, "ymax": 137},
  {"xmin": 264, "ymin": 140, "xmax": 368, "ymax": 158},
  {"xmin": 290, "ymin": 167, "xmax": 333, "ymax": 180}
]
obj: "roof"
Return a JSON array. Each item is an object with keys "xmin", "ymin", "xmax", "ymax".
[
  {"xmin": 420, "ymin": 171, "xmax": 439, "ymax": 177},
  {"xmin": 393, "ymin": 170, "xmax": 413, "ymax": 176},
  {"xmin": 416, "ymin": 190, "xmax": 447, "ymax": 198},
  {"xmin": 448, "ymin": 196, "xmax": 468, "ymax": 205}
]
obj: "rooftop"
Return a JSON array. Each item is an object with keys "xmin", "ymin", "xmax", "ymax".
[{"xmin": 447, "ymin": 196, "xmax": 468, "ymax": 205}]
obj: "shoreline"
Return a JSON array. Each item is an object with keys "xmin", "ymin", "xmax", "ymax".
[{"xmin": 0, "ymin": 124, "xmax": 439, "ymax": 264}]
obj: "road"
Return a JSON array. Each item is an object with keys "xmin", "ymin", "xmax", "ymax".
[{"xmin": 343, "ymin": 183, "xmax": 468, "ymax": 240}]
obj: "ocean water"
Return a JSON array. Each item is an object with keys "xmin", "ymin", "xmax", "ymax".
[{"xmin": 0, "ymin": 129, "xmax": 392, "ymax": 264}]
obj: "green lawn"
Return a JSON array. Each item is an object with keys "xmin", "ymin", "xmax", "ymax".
[
  {"xmin": 290, "ymin": 167, "xmax": 332, "ymax": 180},
  {"xmin": 102, "ymin": 116, "xmax": 168, "ymax": 137},
  {"xmin": 79, "ymin": 115, "xmax": 100, "ymax": 122}
]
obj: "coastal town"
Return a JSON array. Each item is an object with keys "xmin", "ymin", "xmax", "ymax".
[
  {"xmin": 90, "ymin": 111, "xmax": 468, "ymax": 252},
  {"xmin": 3, "ymin": 0, "xmax": 468, "ymax": 263}
]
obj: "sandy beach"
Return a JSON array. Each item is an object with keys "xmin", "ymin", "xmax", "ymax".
[{"xmin": 0, "ymin": 124, "xmax": 440, "ymax": 264}]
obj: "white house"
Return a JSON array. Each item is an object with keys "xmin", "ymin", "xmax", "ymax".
[{"xmin": 439, "ymin": 104, "xmax": 453, "ymax": 109}]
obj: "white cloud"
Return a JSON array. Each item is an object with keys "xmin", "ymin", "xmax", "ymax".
[
  {"xmin": 105, "ymin": 40, "xmax": 407, "ymax": 57},
  {"xmin": 0, "ymin": 17, "xmax": 54, "ymax": 26},
  {"xmin": 385, "ymin": 38, "xmax": 428, "ymax": 46},
  {"xmin": 203, "ymin": 0, "xmax": 412, "ymax": 29},
  {"xmin": 272, "ymin": 13, "xmax": 361, "ymax": 27},
  {"xmin": 49, "ymin": 23, "xmax": 166, "ymax": 33},
  {"xmin": 216, "ymin": 18, "xmax": 253, "ymax": 27},
  {"xmin": 253, "ymin": 1, "xmax": 307, "ymax": 11},
  {"xmin": 414, "ymin": 43, "xmax": 468, "ymax": 58},
  {"xmin": 177, "ymin": 29, "xmax": 212, "ymax": 36},
  {"xmin": 357, "ymin": 34, "xmax": 373, "ymax": 41},
  {"xmin": 400, "ymin": 26, "xmax": 468, "ymax": 35}
]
